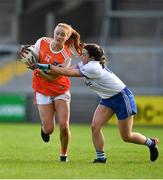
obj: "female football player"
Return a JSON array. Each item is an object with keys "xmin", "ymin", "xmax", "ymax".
[
  {"xmin": 20, "ymin": 23, "xmax": 83, "ymax": 162},
  {"xmin": 30, "ymin": 43, "xmax": 159, "ymax": 163}
]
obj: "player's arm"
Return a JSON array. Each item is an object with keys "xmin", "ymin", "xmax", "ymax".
[
  {"xmin": 69, "ymin": 64, "xmax": 77, "ymax": 69},
  {"xmin": 48, "ymin": 64, "xmax": 81, "ymax": 77},
  {"xmin": 30, "ymin": 63, "xmax": 81, "ymax": 77},
  {"xmin": 36, "ymin": 69, "xmax": 58, "ymax": 82},
  {"xmin": 30, "ymin": 63, "xmax": 81, "ymax": 78}
]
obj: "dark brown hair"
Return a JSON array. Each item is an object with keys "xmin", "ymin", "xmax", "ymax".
[{"xmin": 84, "ymin": 43, "xmax": 107, "ymax": 68}]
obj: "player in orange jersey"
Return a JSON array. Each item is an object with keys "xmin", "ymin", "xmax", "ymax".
[{"xmin": 20, "ymin": 23, "xmax": 83, "ymax": 162}]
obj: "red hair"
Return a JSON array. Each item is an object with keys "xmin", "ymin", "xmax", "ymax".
[{"xmin": 57, "ymin": 23, "xmax": 83, "ymax": 54}]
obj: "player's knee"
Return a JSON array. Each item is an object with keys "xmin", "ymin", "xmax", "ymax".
[
  {"xmin": 91, "ymin": 124, "xmax": 100, "ymax": 135},
  {"xmin": 43, "ymin": 125, "xmax": 54, "ymax": 135},
  {"xmin": 121, "ymin": 134, "xmax": 132, "ymax": 142},
  {"xmin": 60, "ymin": 123, "xmax": 70, "ymax": 132}
]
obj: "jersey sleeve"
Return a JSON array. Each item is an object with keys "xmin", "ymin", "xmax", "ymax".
[
  {"xmin": 34, "ymin": 37, "xmax": 44, "ymax": 55},
  {"xmin": 77, "ymin": 62, "xmax": 102, "ymax": 79}
]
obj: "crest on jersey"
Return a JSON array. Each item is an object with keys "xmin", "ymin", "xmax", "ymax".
[{"xmin": 45, "ymin": 54, "xmax": 52, "ymax": 63}]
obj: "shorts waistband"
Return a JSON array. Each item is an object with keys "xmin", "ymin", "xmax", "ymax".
[{"xmin": 108, "ymin": 87, "xmax": 128, "ymax": 100}]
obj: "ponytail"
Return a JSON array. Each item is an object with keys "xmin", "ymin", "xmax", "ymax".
[
  {"xmin": 57, "ymin": 23, "xmax": 83, "ymax": 55},
  {"xmin": 65, "ymin": 29, "xmax": 84, "ymax": 55},
  {"xmin": 99, "ymin": 56, "xmax": 107, "ymax": 69}
]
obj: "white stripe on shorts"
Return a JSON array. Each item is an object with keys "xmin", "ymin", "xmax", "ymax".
[{"xmin": 121, "ymin": 90, "xmax": 132, "ymax": 117}]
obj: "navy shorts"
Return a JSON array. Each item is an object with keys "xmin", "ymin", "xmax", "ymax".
[{"xmin": 100, "ymin": 87, "xmax": 137, "ymax": 120}]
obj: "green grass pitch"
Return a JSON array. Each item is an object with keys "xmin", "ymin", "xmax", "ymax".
[{"xmin": 0, "ymin": 123, "xmax": 162, "ymax": 179}]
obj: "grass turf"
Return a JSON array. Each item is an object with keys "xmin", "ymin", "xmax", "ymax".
[{"xmin": 0, "ymin": 123, "xmax": 162, "ymax": 179}]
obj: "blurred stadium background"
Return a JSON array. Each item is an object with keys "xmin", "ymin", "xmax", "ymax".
[{"xmin": 0, "ymin": 0, "xmax": 163, "ymax": 125}]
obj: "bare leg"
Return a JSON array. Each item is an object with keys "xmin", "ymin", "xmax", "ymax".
[
  {"xmin": 118, "ymin": 116, "xmax": 146, "ymax": 144},
  {"xmin": 38, "ymin": 104, "xmax": 55, "ymax": 135},
  {"xmin": 118, "ymin": 116, "xmax": 159, "ymax": 161},
  {"xmin": 91, "ymin": 104, "xmax": 114, "ymax": 151},
  {"xmin": 55, "ymin": 100, "xmax": 71, "ymax": 156}
]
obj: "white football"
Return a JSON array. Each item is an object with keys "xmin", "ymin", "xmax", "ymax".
[{"xmin": 20, "ymin": 46, "xmax": 39, "ymax": 65}]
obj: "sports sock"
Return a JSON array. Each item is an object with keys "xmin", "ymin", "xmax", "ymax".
[
  {"xmin": 96, "ymin": 150, "xmax": 106, "ymax": 160},
  {"xmin": 145, "ymin": 137, "xmax": 155, "ymax": 147},
  {"xmin": 60, "ymin": 154, "xmax": 67, "ymax": 157},
  {"xmin": 61, "ymin": 147, "xmax": 67, "ymax": 156}
]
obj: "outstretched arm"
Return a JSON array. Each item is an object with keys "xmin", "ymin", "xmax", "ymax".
[
  {"xmin": 48, "ymin": 64, "xmax": 81, "ymax": 77},
  {"xmin": 30, "ymin": 63, "xmax": 82, "ymax": 78}
]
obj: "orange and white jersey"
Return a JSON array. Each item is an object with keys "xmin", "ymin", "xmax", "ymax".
[{"xmin": 32, "ymin": 37, "xmax": 72, "ymax": 96}]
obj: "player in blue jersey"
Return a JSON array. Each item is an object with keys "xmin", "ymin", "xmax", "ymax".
[{"xmin": 29, "ymin": 43, "xmax": 159, "ymax": 163}]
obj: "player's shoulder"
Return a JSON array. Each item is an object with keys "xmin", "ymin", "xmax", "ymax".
[
  {"xmin": 35, "ymin": 37, "xmax": 52, "ymax": 46},
  {"xmin": 82, "ymin": 61, "xmax": 102, "ymax": 78},
  {"xmin": 41, "ymin": 37, "xmax": 52, "ymax": 43},
  {"xmin": 86, "ymin": 61, "xmax": 102, "ymax": 71}
]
